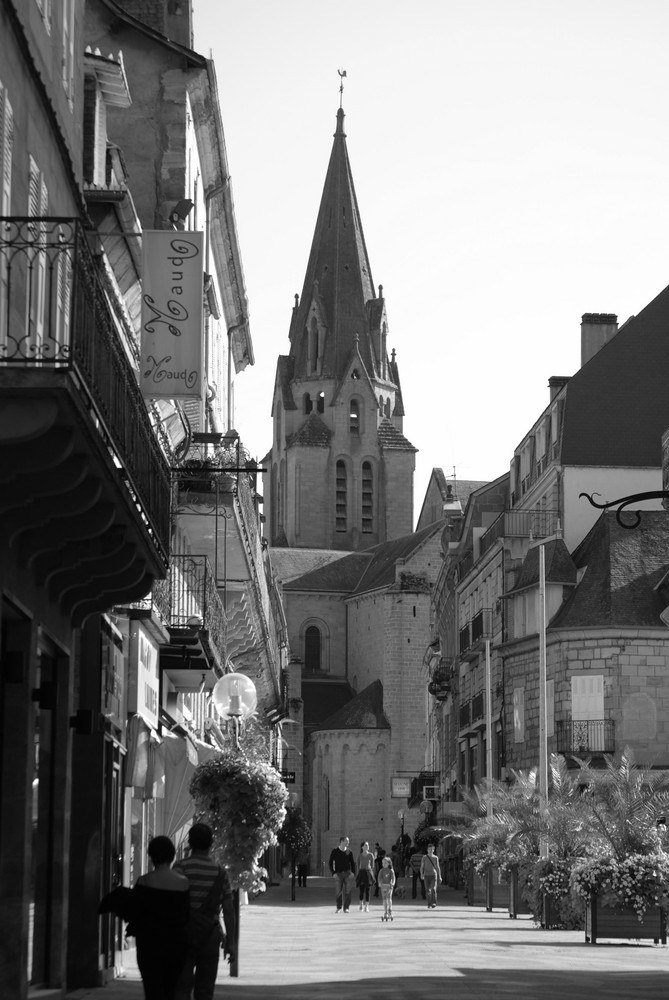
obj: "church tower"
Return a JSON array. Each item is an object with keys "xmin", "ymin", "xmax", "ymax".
[{"xmin": 266, "ymin": 105, "xmax": 417, "ymax": 550}]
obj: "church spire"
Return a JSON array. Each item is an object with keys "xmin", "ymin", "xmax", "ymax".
[{"xmin": 288, "ymin": 102, "xmax": 381, "ymax": 382}]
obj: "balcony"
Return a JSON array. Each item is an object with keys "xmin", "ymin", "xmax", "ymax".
[
  {"xmin": 480, "ymin": 509, "xmax": 560, "ymax": 559},
  {"xmin": 556, "ymin": 719, "xmax": 615, "ymax": 755},
  {"xmin": 160, "ymin": 554, "xmax": 228, "ymax": 691},
  {"xmin": 459, "ymin": 701, "xmax": 471, "ymax": 730},
  {"xmin": 0, "ymin": 217, "xmax": 170, "ymax": 622},
  {"xmin": 459, "ymin": 609, "xmax": 492, "ymax": 661}
]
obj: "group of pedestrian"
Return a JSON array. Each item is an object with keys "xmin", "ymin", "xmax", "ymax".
[
  {"xmin": 100, "ymin": 822, "xmax": 234, "ymax": 1000},
  {"xmin": 328, "ymin": 835, "xmax": 442, "ymax": 919}
]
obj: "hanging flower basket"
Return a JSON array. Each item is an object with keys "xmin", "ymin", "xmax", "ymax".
[{"xmin": 189, "ymin": 749, "xmax": 288, "ymax": 891}]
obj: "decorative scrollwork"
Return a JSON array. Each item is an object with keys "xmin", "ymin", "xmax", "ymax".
[{"xmin": 579, "ymin": 490, "xmax": 669, "ymax": 529}]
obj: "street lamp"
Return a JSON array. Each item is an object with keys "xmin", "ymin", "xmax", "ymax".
[
  {"xmin": 397, "ymin": 809, "xmax": 405, "ymax": 843},
  {"xmin": 212, "ymin": 669, "xmax": 257, "ymax": 748}
]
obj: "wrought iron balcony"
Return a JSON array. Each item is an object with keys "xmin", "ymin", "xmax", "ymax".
[
  {"xmin": 0, "ymin": 217, "xmax": 170, "ymax": 561},
  {"xmin": 556, "ymin": 719, "xmax": 615, "ymax": 755},
  {"xmin": 168, "ymin": 554, "xmax": 227, "ymax": 672},
  {"xmin": 459, "ymin": 609, "xmax": 492, "ymax": 661},
  {"xmin": 459, "ymin": 700, "xmax": 471, "ymax": 730},
  {"xmin": 471, "ymin": 691, "xmax": 485, "ymax": 723},
  {"xmin": 480, "ymin": 508, "xmax": 561, "ymax": 558}
]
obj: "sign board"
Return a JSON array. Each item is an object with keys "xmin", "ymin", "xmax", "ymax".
[
  {"xmin": 281, "ymin": 770, "xmax": 296, "ymax": 784},
  {"xmin": 391, "ymin": 777, "xmax": 411, "ymax": 798},
  {"xmin": 140, "ymin": 230, "xmax": 204, "ymax": 399},
  {"xmin": 127, "ymin": 623, "xmax": 160, "ymax": 730}
]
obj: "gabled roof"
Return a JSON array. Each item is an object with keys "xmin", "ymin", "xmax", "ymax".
[
  {"xmin": 269, "ymin": 548, "xmax": 349, "ymax": 586},
  {"xmin": 351, "ymin": 522, "xmax": 441, "ymax": 596},
  {"xmin": 286, "ymin": 412, "xmax": 332, "ymax": 448},
  {"xmin": 283, "ymin": 521, "xmax": 442, "ymax": 596},
  {"xmin": 549, "ymin": 510, "xmax": 669, "ymax": 629},
  {"xmin": 287, "ymin": 107, "xmax": 385, "ymax": 383},
  {"xmin": 283, "ymin": 551, "xmax": 372, "ymax": 593},
  {"xmin": 311, "ymin": 679, "xmax": 389, "ymax": 734},
  {"xmin": 387, "ymin": 350, "xmax": 405, "ymax": 418},
  {"xmin": 377, "ymin": 418, "xmax": 417, "ymax": 453},
  {"xmin": 561, "ymin": 284, "xmax": 669, "ymax": 466},
  {"xmin": 506, "ymin": 538, "xmax": 578, "ymax": 596}
]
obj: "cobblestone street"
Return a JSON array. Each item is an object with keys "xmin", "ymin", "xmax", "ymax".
[{"xmin": 68, "ymin": 877, "xmax": 669, "ymax": 1000}]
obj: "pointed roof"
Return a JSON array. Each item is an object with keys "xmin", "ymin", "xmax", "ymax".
[
  {"xmin": 377, "ymin": 418, "xmax": 417, "ymax": 452},
  {"xmin": 311, "ymin": 679, "xmax": 390, "ymax": 733},
  {"xmin": 286, "ymin": 412, "xmax": 332, "ymax": 448},
  {"xmin": 288, "ymin": 107, "xmax": 382, "ymax": 382},
  {"xmin": 505, "ymin": 538, "xmax": 578, "ymax": 596},
  {"xmin": 549, "ymin": 510, "xmax": 669, "ymax": 628},
  {"xmin": 560, "ymin": 283, "xmax": 669, "ymax": 466}
]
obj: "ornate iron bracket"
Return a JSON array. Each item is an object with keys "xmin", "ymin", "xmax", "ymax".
[{"xmin": 579, "ymin": 491, "xmax": 669, "ymax": 529}]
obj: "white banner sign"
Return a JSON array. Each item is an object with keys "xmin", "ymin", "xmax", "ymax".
[{"xmin": 140, "ymin": 230, "xmax": 204, "ymax": 399}]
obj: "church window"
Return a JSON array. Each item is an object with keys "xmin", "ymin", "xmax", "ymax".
[
  {"xmin": 362, "ymin": 461, "xmax": 373, "ymax": 533},
  {"xmin": 336, "ymin": 460, "xmax": 347, "ymax": 532},
  {"xmin": 317, "ymin": 390, "xmax": 325, "ymax": 413},
  {"xmin": 304, "ymin": 625, "xmax": 321, "ymax": 670},
  {"xmin": 351, "ymin": 369, "xmax": 360, "ymax": 379},
  {"xmin": 304, "ymin": 393, "xmax": 313, "ymax": 414},
  {"xmin": 384, "ymin": 398, "xmax": 391, "ymax": 418},
  {"xmin": 309, "ymin": 317, "xmax": 319, "ymax": 373},
  {"xmin": 349, "ymin": 400, "xmax": 359, "ymax": 434}
]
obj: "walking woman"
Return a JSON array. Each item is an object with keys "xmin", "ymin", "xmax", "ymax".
[{"xmin": 356, "ymin": 841, "xmax": 376, "ymax": 911}]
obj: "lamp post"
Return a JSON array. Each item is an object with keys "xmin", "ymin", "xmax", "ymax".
[
  {"xmin": 397, "ymin": 809, "xmax": 405, "ymax": 850},
  {"xmin": 211, "ymin": 668, "xmax": 258, "ymax": 978}
]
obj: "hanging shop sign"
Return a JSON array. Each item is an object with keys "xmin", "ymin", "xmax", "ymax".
[
  {"xmin": 391, "ymin": 777, "xmax": 412, "ymax": 798},
  {"xmin": 127, "ymin": 623, "xmax": 160, "ymax": 731},
  {"xmin": 140, "ymin": 230, "xmax": 204, "ymax": 400}
]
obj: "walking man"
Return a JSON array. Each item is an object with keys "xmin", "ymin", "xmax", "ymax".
[
  {"xmin": 328, "ymin": 835, "xmax": 356, "ymax": 913},
  {"xmin": 409, "ymin": 845, "xmax": 426, "ymax": 899},
  {"xmin": 174, "ymin": 823, "xmax": 235, "ymax": 1000},
  {"xmin": 420, "ymin": 843, "xmax": 441, "ymax": 909}
]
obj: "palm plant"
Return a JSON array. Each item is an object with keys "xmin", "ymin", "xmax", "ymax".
[{"xmin": 575, "ymin": 746, "xmax": 669, "ymax": 859}]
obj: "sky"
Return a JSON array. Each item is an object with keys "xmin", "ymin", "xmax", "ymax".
[{"xmin": 192, "ymin": 0, "xmax": 669, "ymax": 518}]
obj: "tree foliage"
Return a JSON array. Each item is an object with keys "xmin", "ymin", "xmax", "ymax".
[{"xmin": 277, "ymin": 806, "xmax": 312, "ymax": 857}]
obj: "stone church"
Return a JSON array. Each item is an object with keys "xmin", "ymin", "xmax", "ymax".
[{"xmin": 264, "ymin": 104, "xmax": 443, "ymax": 867}]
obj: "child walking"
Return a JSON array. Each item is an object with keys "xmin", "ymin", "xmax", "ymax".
[{"xmin": 377, "ymin": 856, "xmax": 395, "ymax": 922}]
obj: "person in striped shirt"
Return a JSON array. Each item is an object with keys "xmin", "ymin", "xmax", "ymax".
[{"xmin": 173, "ymin": 823, "xmax": 235, "ymax": 1000}]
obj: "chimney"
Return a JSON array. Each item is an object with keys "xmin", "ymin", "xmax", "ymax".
[
  {"xmin": 581, "ymin": 313, "xmax": 618, "ymax": 367},
  {"xmin": 548, "ymin": 376, "xmax": 570, "ymax": 400}
]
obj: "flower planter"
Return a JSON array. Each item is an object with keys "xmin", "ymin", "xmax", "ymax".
[
  {"xmin": 585, "ymin": 893, "xmax": 667, "ymax": 945},
  {"xmin": 541, "ymin": 893, "xmax": 561, "ymax": 929},
  {"xmin": 466, "ymin": 866, "xmax": 487, "ymax": 907},
  {"xmin": 467, "ymin": 866, "xmax": 508, "ymax": 910},
  {"xmin": 508, "ymin": 867, "xmax": 532, "ymax": 919}
]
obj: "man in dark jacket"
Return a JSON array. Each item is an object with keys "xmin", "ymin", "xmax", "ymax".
[
  {"xmin": 328, "ymin": 836, "xmax": 356, "ymax": 913},
  {"xmin": 174, "ymin": 823, "xmax": 235, "ymax": 1000}
]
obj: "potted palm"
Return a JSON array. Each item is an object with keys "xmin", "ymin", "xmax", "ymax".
[{"xmin": 569, "ymin": 747, "xmax": 669, "ymax": 944}]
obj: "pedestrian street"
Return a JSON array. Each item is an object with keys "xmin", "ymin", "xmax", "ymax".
[{"xmin": 68, "ymin": 876, "xmax": 669, "ymax": 1000}]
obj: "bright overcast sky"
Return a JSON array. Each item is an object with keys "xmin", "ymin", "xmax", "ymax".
[{"xmin": 193, "ymin": 0, "xmax": 669, "ymax": 517}]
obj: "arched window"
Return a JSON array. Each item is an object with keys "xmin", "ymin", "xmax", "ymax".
[
  {"xmin": 309, "ymin": 317, "xmax": 319, "ymax": 373},
  {"xmin": 349, "ymin": 399, "xmax": 360, "ymax": 434},
  {"xmin": 304, "ymin": 625, "xmax": 321, "ymax": 671},
  {"xmin": 304, "ymin": 393, "xmax": 313, "ymax": 414},
  {"xmin": 362, "ymin": 461, "xmax": 373, "ymax": 534},
  {"xmin": 336, "ymin": 460, "xmax": 347, "ymax": 532},
  {"xmin": 384, "ymin": 398, "xmax": 391, "ymax": 418},
  {"xmin": 317, "ymin": 390, "xmax": 325, "ymax": 414}
]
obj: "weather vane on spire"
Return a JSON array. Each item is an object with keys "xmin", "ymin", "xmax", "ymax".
[{"xmin": 338, "ymin": 68, "xmax": 347, "ymax": 108}]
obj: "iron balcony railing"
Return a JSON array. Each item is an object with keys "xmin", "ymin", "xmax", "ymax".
[
  {"xmin": 459, "ymin": 608, "xmax": 492, "ymax": 660},
  {"xmin": 480, "ymin": 508, "xmax": 561, "ymax": 558},
  {"xmin": 170, "ymin": 554, "xmax": 227, "ymax": 668},
  {"xmin": 556, "ymin": 719, "xmax": 615, "ymax": 754},
  {"xmin": 459, "ymin": 700, "xmax": 471, "ymax": 729},
  {"xmin": 0, "ymin": 217, "xmax": 171, "ymax": 560}
]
